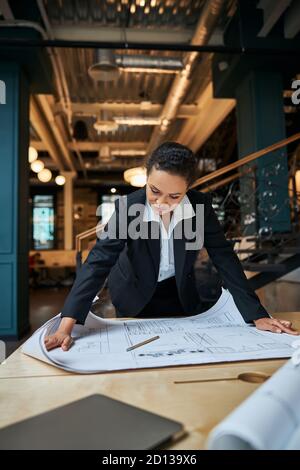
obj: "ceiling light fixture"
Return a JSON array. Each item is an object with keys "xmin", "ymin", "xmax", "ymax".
[
  {"xmin": 28, "ymin": 146, "xmax": 38, "ymax": 163},
  {"xmin": 55, "ymin": 175, "xmax": 66, "ymax": 186},
  {"xmin": 31, "ymin": 159, "xmax": 44, "ymax": 173},
  {"xmin": 124, "ymin": 167, "xmax": 147, "ymax": 187},
  {"xmin": 93, "ymin": 119, "xmax": 119, "ymax": 134},
  {"xmin": 37, "ymin": 168, "xmax": 52, "ymax": 183}
]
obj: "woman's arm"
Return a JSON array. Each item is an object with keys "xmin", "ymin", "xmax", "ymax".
[
  {"xmin": 203, "ymin": 193, "xmax": 298, "ymax": 334},
  {"xmin": 45, "ymin": 198, "xmax": 127, "ymax": 350}
]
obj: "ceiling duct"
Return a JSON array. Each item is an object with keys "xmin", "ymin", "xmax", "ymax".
[
  {"xmin": 88, "ymin": 49, "xmax": 119, "ymax": 82},
  {"xmin": 93, "ymin": 119, "xmax": 119, "ymax": 134},
  {"xmin": 88, "ymin": 50, "xmax": 184, "ymax": 81},
  {"xmin": 147, "ymin": 0, "xmax": 227, "ymax": 153},
  {"xmin": 115, "ymin": 55, "xmax": 183, "ymax": 74}
]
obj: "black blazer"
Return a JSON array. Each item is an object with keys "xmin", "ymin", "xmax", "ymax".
[{"xmin": 61, "ymin": 187, "xmax": 269, "ymax": 324}]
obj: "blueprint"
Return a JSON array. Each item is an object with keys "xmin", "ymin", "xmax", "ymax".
[
  {"xmin": 22, "ymin": 288, "xmax": 296, "ymax": 374},
  {"xmin": 207, "ymin": 358, "xmax": 300, "ymax": 450}
]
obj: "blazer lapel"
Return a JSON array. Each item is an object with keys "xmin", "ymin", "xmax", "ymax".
[
  {"xmin": 173, "ymin": 220, "xmax": 187, "ymax": 288},
  {"xmin": 173, "ymin": 214, "xmax": 198, "ymax": 288}
]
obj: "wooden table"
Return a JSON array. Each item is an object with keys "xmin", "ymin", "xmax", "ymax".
[{"xmin": 0, "ymin": 312, "xmax": 299, "ymax": 450}]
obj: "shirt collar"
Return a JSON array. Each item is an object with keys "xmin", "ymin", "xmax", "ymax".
[{"xmin": 142, "ymin": 193, "xmax": 195, "ymax": 225}]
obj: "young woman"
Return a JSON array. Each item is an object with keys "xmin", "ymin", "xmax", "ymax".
[{"xmin": 45, "ymin": 142, "xmax": 298, "ymax": 351}]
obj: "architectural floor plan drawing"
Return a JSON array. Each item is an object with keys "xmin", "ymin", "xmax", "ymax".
[{"xmin": 22, "ymin": 288, "xmax": 296, "ymax": 374}]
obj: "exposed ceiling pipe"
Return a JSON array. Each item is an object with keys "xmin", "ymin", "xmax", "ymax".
[
  {"xmin": 111, "ymin": 149, "xmax": 146, "ymax": 157},
  {"xmin": 114, "ymin": 117, "xmax": 161, "ymax": 126},
  {"xmin": 30, "ymin": 96, "xmax": 65, "ymax": 172},
  {"xmin": 35, "ymin": 1, "xmax": 71, "ymax": 124},
  {"xmin": 36, "ymin": 94, "xmax": 77, "ymax": 172},
  {"xmin": 51, "ymin": 24, "xmax": 193, "ymax": 45},
  {"xmin": 36, "ymin": 0, "xmax": 87, "ymax": 179},
  {"xmin": 115, "ymin": 54, "xmax": 183, "ymax": 73},
  {"xmin": 0, "ymin": 20, "xmax": 66, "ymax": 118},
  {"xmin": 0, "ymin": 18, "xmax": 76, "ymax": 172},
  {"xmin": 146, "ymin": 0, "xmax": 227, "ymax": 155},
  {"xmin": 88, "ymin": 51, "xmax": 184, "ymax": 81}
]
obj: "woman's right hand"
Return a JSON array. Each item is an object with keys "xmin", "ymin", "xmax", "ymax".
[
  {"xmin": 44, "ymin": 331, "xmax": 74, "ymax": 351},
  {"xmin": 44, "ymin": 317, "xmax": 76, "ymax": 351}
]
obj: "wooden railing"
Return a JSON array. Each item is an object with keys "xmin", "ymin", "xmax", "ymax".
[
  {"xmin": 191, "ymin": 132, "xmax": 300, "ymax": 189},
  {"xmin": 75, "ymin": 223, "xmax": 105, "ymax": 269},
  {"xmin": 75, "ymin": 224, "xmax": 105, "ymax": 252},
  {"xmin": 200, "ymin": 167, "xmax": 254, "ymax": 193}
]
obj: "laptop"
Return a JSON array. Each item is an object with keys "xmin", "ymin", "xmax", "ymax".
[{"xmin": 0, "ymin": 394, "xmax": 185, "ymax": 450}]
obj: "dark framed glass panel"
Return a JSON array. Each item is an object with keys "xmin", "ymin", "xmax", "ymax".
[{"xmin": 32, "ymin": 195, "xmax": 55, "ymax": 250}]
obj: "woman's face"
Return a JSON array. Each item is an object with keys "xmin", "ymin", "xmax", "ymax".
[{"xmin": 146, "ymin": 167, "xmax": 189, "ymax": 215}]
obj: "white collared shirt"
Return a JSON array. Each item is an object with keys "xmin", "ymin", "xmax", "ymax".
[{"xmin": 143, "ymin": 194, "xmax": 195, "ymax": 282}]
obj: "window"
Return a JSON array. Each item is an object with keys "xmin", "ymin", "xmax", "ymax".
[
  {"xmin": 101, "ymin": 195, "xmax": 119, "ymax": 225},
  {"xmin": 33, "ymin": 195, "xmax": 55, "ymax": 250}
]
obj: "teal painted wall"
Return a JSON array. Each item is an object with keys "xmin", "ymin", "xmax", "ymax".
[
  {"xmin": 236, "ymin": 70, "xmax": 291, "ymax": 234},
  {"xmin": 0, "ymin": 63, "xmax": 29, "ymax": 337}
]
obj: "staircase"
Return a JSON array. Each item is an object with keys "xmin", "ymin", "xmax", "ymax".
[{"xmin": 191, "ymin": 132, "xmax": 300, "ymax": 294}]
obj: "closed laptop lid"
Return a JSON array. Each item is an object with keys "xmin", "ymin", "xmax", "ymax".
[{"xmin": 0, "ymin": 394, "xmax": 185, "ymax": 450}]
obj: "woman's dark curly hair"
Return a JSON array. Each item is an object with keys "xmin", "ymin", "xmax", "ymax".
[{"xmin": 146, "ymin": 141, "xmax": 198, "ymax": 186}]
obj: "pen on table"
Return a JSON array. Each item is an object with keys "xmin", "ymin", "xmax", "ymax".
[{"xmin": 126, "ymin": 335, "xmax": 160, "ymax": 352}]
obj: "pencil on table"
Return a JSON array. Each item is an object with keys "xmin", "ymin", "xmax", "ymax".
[{"xmin": 126, "ymin": 335, "xmax": 160, "ymax": 352}]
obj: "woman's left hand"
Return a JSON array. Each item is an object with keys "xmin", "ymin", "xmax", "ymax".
[{"xmin": 254, "ymin": 317, "xmax": 299, "ymax": 335}]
